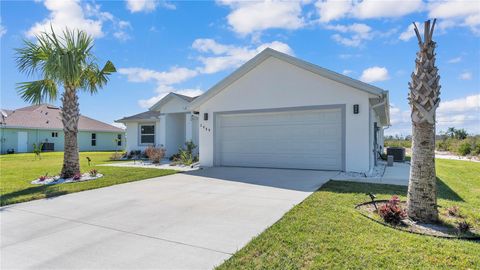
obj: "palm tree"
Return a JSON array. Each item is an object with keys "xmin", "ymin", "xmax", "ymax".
[
  {"xmin": 406, "ymin": 19, "xmax": 441, "ymax": 222},
  {"xmin": 16, "ymin": 28, "xmax": 116, "ymax": 178}
]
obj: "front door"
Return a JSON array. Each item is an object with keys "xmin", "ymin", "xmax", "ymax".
[{"xmin": 17, "ymin": 132, "xmax": 28, "ymax": 152}]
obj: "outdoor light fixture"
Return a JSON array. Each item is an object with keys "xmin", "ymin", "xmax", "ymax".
[
  {"xmin": 353, "ymin": 104, "xmax": 359, "ymax": 114},
  {"xmin": 204, "ymin": 113, "xmax": 208, "ymax": 121}
]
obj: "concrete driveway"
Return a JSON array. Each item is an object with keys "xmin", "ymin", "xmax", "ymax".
[{"xmin": 1, "ymin": 167, "xmax": 338, "ymax": 269}]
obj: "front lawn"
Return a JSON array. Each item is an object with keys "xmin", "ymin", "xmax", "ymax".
[
  {"xmin": 0, "ymin": 152, "xmax": 176, "ymax": 206},
  {"xmin": 218, "ymin": 159, "xmax": 480, "ymax": 269}
]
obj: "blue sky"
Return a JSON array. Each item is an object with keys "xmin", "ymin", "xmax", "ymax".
[{"xmin": 1, "ymin": 0, "xmax": 479, "ymax": 135}]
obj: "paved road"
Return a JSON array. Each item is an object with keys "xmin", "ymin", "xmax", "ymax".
[{"xmin": 1, "ymin": 167, "xmax": 338, "ymax": 269}]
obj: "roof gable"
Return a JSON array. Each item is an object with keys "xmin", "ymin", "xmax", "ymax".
[
  {"xmin": 189, "ymin": 48, "xmax": 387, "ymax": 110},
  {"xmin": 148, "ymin": 92, "xmax": 197, "ymax": 112}
]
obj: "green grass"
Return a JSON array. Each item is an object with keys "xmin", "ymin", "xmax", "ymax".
[
  {"xmin": 218, "ymin": 159, "xmax": 480, "ymax": 269},
  {"xmin": 0, "ymin": 151, "xmax": 176, "ymax": 206}
]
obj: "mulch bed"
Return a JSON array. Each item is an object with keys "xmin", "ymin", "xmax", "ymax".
[{"xmin": 356, "ymin": 200, "xmax": 480, "ymax": 240}]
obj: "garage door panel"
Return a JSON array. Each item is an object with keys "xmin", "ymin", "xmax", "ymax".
[
  {"xmin": 216, "ymin": 108, "xmax": 343, "ymax": 170},
  {"xmin": 220, "ymin": 153, "xmax": 341, "ymax": 170}
]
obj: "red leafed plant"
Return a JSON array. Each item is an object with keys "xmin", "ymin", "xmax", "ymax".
[
  {"xmin": 378, "ymin": 195, "xmax": 407, "ymax": 225},
  {"xmin": 38, "ymin": 173, "xmax": 48, "ymax": 182},
  {"xmin": 89, "ymin": 169, "xmax": 98, "ymax": 177},
  {"xmin": 72, "ymin": 173, "xmax": 82, "ymax": 181}
]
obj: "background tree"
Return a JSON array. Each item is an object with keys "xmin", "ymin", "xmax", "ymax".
[
  {"xmin": 406, "ymin": 19, "xmax": 441, "ymax": 222},
  {"xmin": 16, "ymin": 28, "xmax": 116, "ymax": 178}
]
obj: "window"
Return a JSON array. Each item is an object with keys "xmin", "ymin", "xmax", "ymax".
[
  {"xmin": 91, "ymin": 133, "xmax": 96, "ymax": 146},
  {"xmin": 51, "ymin": 132, "xmax": 58, "ymax": 137},
  {"xmin": 140, "ymin": 124, "xmax": 155, "ymax": 144},
  {"xmin": 117, "ymin": 134, "xmax": 122, "ymax": 146}
]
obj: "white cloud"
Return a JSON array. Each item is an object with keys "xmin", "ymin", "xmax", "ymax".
[
  {"xmin": 315, "ymin": 0, "xmax": 423, "ymax": 22},
  {"xmin": 428, "ymin": 0, "xmax": 480, "ymax": 34},
  {"xmin": 0, "ymin": 25, "xmax": 5, "ymax": 38},
  {"xmin": 326, "ymin": 23, "xmax": 373, "ymax": 47},
  {"xmin": 387, "ymin": 94, "xmax": 480, "ymax": 135},
  {"xmin": 26, "ymin": 0, "xmax": 130, "ymax": 41},
  {"xmin": 352, "ymin": 0, "xmax": 423, "ymax": 19},
  {"xmin": 138, "ymin": 85, "xmax": 204, "ymax": 108},
  {"xmin": 27, "ymin": 0, "xmax": 104, "ymax": 38},
  {"xmin": 342, "ymin": 69, "xmax": 353, "ymax": 75},
  {"xmin": 447, "ymin": 56, "xmax": 462, "ymax": 64},
  {"xmin": 118, "ymin": 66, "xmax": 198, "ymax": 85},
  {"xmin": 315, "ymin": 0, "xmax": 351, "ymax": 23},
  {"xmin": 113, "ymin": 20, "xmax": 132, "ymax": 41},
  {"xmin": 459, "ymin": 71, "xmax": 472, "ymax": 80},
  {"xmin": 360, "ymin": 66, "xmax": 390, "ymax": 83},
  {"xmin": 192, "ymin": 39, "xmax": 293, "ymax": 74},
  {"xmin": 217, "ymin": 0, "xmax": 305, "ymax": 35},
  {"xmin": 126, "ymin": 0, "xmax": 175, "ymax": 13}
]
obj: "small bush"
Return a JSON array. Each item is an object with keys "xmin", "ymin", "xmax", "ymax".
[
  {"xmin": 457, "ymin": 142, "xmax": 471, "ymax": 156},
  {"xmin": 145, "ymin": 146, "xmax": 166, "ymax": 163},
  {"xmin": 109, "ymin": 152, "xmax": 123, "ymax": 160},
  {"xmin": 89, "ymin": 169, "xmax": 98, "ymax": 177},
  {"xmin": 446, "ymin": 205, "xmax": 462, "ymax": 217},
  {"xmin": 378, "ymin": 195, "xmax": 407, "ymax": 225},
  {"xmin": 176, "ymin": 141, "xmax": 198, "ymax": 166},
  {"xmin": 457, "ymin": 220, "xmax": 471, "ymax": 234}
]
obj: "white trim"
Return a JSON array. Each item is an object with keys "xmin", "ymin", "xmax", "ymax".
[{"xmin": 189, "ymin": 48, "xmax": 387, "ymax": 110}]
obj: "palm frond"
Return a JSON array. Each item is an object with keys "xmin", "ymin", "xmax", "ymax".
[
  {"xmin": 15, "ymin": 26, "xmax": 115, "ymax": 104},
  {"xmin": 16, "ymin": 79, "xmax": 58, "ymax": 104}
]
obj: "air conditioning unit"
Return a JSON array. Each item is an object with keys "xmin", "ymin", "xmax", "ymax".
[{"xmin": 386, "ymin": 147, "xmax": 405, "ymax": 162}]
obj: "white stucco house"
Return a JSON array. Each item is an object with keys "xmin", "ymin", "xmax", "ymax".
[
  {"xmin": 118, "ymin": 48, "xmax": 390, "ymax": 173},
  {"xmin": 116, "ymin": 92, "xmax": 199, "ymax": 157}
]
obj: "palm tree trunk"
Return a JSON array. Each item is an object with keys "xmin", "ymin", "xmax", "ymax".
[
  {"xmin": 60, "ymin": 86, "xmax": 80, "ymax": 178},
  {"xmin": 406, "ymin": 20, "xmax": 440, "ymax": 222},
  {"xmin": 407, "ymin": 121, "xmax": 438, "ymax": 221}
]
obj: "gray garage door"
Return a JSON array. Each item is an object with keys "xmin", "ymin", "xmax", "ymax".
[{"xmin": 215, "ymin": 107, "xmax": 343, "ymax": 170}]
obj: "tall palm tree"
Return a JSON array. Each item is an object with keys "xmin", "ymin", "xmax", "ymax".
[
  {"xmin": 16, "ymin": 28, "xmax": 116, "ymax": 178},
  {"xmin": 406, "ymin": 19, "xmax": 441, "ymax": 222}
]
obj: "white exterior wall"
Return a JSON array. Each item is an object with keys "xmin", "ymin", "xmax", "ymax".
[
  {"xmin": 160, "ymin": 98, "xmax": 189, "ymax": 113},
  {"xmin": 197, "ymin": 57, "xmax": 377, "ymax": 173},
  {"xmin": 124, "ymin": 120, "xmax": 161, "ymax": 152}
]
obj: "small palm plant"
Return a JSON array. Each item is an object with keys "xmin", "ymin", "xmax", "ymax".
[
  {"xmin": 16, "ymin": 28, "xmax": 116, "ymax": 178},
  {"xmin": 32, "ymin": 142, "xmax": 44, "ymax": 160}
]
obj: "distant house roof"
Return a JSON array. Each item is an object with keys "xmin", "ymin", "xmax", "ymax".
[
  {"xmin": 115, "ymin": 110, "xmax": 161, "ymax": 122},
  {"xmin": 0, "ymin": 104, "xmax": 124, "ymax": 132}
]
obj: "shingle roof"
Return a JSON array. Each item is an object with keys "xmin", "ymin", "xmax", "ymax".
[
  {"xmin": 1, "ymin": 104, "xmax": 124, "ymax": 132},
  {"xmin": 115, "ymin": 110, "xmax": 161, "ymax": 122}
]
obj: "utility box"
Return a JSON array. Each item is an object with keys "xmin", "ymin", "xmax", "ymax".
[
  {"xmin": 387, "ymin": 155, "xmax": 394, "ymax": 166},
  {"xmin": 386, "ymin": 147, "xmax": 406, "ymax": 162}
]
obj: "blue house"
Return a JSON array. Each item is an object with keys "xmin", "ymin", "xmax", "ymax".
[{"xmin": 0, "ymin": 104, "xmax": 125, "ymax": 154}]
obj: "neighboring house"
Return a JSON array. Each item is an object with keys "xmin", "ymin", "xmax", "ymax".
[
  {"xmin": 188, "ymin": 48, "xmax": 390, "ymax": 174},
  {"xmin": 118, "ymin": 48, "xmax": 390, "ymax": 173},
  {"xmin": 116, "ymin": 92, "xmax": 199, "ymax": 157},
  {"xmin": 0, "ymin": 104, "xmax": 125, "ymax": 154}
]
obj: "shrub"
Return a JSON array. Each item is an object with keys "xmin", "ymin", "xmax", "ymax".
[
  {"xmin": 145, "ymin": 146, "xmax": 166, "ymax": 163},
  {"xmin": 89, "ymin": 169, "xmax": 98, "ymax": 177},
  {"xmin": 38, "ymin": 173, "xmax": 48, "ymax": 182},
  {"xmin": 174, "ymin": 141, "xmax": 198, "ymax": 166},
  {"xmin": 109, "ymin": 152, "xmax": 123, "ymax": 160},
  {"xmin": 457, "ymin": 220, "xmax": 471, "ymax": 234},
  {"xmin": 457, "ymin": 142, "xmax": 471, "ymax": 156},
  {"xmin": 378, "ymin": 195, "xmax": 407, "ymax": 225},
  {"xmin": 446, "ymin": 205, "xmax": 462, "ymax": 217}
]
